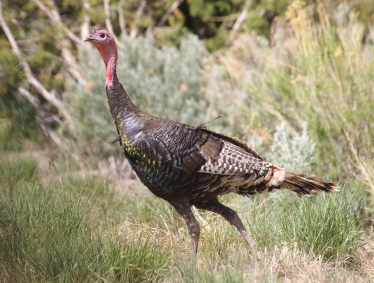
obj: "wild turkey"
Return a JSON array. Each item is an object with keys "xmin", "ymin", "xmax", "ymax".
[{"xmin": 84, "ymin": 29, "xmax": 338, "ymax": 256}]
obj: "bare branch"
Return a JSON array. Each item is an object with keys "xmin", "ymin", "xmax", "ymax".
[
  {"xmin": 103, "ymin": 0, "xmax": 122, "ymax": 46},
  {"xmin": 0, "ymin": 6, "xmax": 21, "ymax": 56},
  {"xmin": 32, "ymin": 0, "xmax": 81, "ymax": 44},
  {"xmin": 18, "ymin": 88, "xmax": 64, "ymax": 146},
  {"xmin": 130, "ymin": 0, "xmax": 146, "ymax": 38},
  {"xmin": 18, "ymin": 87, "xmax": 64, "ymax": 126},
  {"xmin": 18, "ymin": 87, "xmax": 50, "ymax": 118},
  {"xmin": 118, "ymin": 0, "xmax": 127, "ymax": 36},
  {"xmin": 0, "ymin": 3, "xmax": 59, "ymax": 109},
  {"xmin": 104, "ymin": 0, "xmax": 115, "ymax": 36},
  {"xmin": 39, "ymin": 123, "xmax": 64, "ymax": 146},
  {"xmin": 11, "ymin": 18, "xmax": 37, "ymax": 31},
  {"xmin": 230, "ymin": 0, "xmax": 251, "ymax": 39},
  {"xmin": 23, "ymin": 63, "xmax": 65, "ymax": 109},
  {"xmin": 60, "ymin": 39, "xmax": 87, "ymax": 85},
  {"xmin": 156, "ymin": 0, "xmax": 184, "ymax": 28},
  {"xmin": 81, "ymin": 0, "xmax": 91, "ymax": 39}
]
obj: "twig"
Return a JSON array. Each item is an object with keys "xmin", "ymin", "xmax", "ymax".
[
  {"xmin": 39, "ymin": 121, "xmax": 64, "ymax": 146},
  {"xmin": 130, "ymin": 0, "xmax": 146, "ymax": 38},
  {"xmin": 80, "ymin": 0, "xmax": 91, "ymax": 39},
  {"xmin": 156, "ymin": 0, "xmax": 184, "ymax": 28},
  {"xmin": 231, "ymin": 0, "xmax": 251, "ymax": 32},
  {"xmin": 0, "ymin": 3, "xmax": 21, "ymax": 56},
  {"xmin": 11, "ymin": 18, "xmax": 38, "ymax": 31},
  {"xmin": 60, "ymin": 39, "xmax": 87, "ymax": 85},
  {"xmin": 0, "ymin": 4, "xmax": 61, "ymax": 109},
  {"xmin": 103, "ymin": 0, "xmax": 116, "ymax": 38},
  {"xmin": 18, "ymin": 87, "xmax": 64, "ymax": 146},
  {"xmin": 23, "ymin": 63, "xmax": 65, "ymax": 111},
  {"xmin": 228, "ymin": 0, "xmax": 251, "ymax": 42},
  {"xmin": 32, "ymin": 0, "xmax": 81, "ymax": 44},
  {"xmin": 202, "ymin": 14, "xmax": 239, "ymax": 22},
  {"xmin": 118, "ymin": 0, "xmax": 127, "ymax": 36},
  {"xmin": 18, "ymin": 87, "xmax": 53, "ymax": 120}
]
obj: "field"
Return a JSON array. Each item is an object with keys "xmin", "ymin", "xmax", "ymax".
[
  {"xmin": 0, "ymin": 151, "xmax": 373, "ymax": 282},
  {"xmin": 1, "ymin": 1, "xmax": 374, "ymax": 282}
]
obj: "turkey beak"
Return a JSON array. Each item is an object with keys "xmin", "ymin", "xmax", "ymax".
[{"xmin": 83, "ymin": 35, "xmax": 93, "ymax": 42}]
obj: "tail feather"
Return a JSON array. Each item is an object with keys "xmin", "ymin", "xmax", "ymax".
[{"xmin": 281, "ymin": 172, "xmax": 338, "ymax": 195}]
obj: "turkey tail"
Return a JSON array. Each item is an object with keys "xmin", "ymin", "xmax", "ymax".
[{"xmin": 281, "ymin": 171, "xmax": 338, "ymax": 195}]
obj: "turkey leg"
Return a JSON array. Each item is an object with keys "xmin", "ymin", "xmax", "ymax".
[
  {"xmin": 193, "ymin": 198, "xmax": 257, "ymax": 250},
  {"xmin": 169, "ymin": 199, "xmax": 201, "ymax": 257}
]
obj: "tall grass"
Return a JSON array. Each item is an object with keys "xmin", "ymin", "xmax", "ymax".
[
  {"xmin": 278, "ymin": 189, "xmax": 362, "ymax": 260},
  {"xmin": 0, "ymin": 151, "xmax": 371, "ymax": 282},
  {"xmin": 241, "ymin": 182, "xmax": 362, "ymax": 262},
  {"xmin": 0, "ymin": 158, "xmax": 169, "ymax": 282}
]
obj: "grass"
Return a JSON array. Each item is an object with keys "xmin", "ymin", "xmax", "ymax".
[
  {"xmin": 244, "ymin": 189, "xmax": 363, "ymax": 261},
  {"xmin": 278, "ymin": 190, "xmax": 362, "ymax": 261},
  {"xmin": 0, "ymin": 157, "xmax": 169, "ymax": 282},
  {"xmin": 0, "ymin": 155, "xmax": 372, "ymax": 282}
]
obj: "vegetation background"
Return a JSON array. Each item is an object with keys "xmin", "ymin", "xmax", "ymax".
[{"xmin": 0, "ymin": 0, "xmax": 373, "ymax": 281}]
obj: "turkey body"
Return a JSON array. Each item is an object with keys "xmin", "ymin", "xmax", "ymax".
[
  {"xmin": 85, "ymin": 29, "xmax": 337, "ymax": 257},
  {"xmin": 108, "ymin": 76, "xmax": 273, "ymax": 202}
]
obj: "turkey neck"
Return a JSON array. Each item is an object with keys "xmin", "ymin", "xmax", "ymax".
[{"xmin": 101, "ymin": 41, "xmax": 141, "ymax": 123}]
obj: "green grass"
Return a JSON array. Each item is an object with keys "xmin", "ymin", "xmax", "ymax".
[
  {"xmin": 0, "ymin": 157, "xmax": 169, "ymax": 282},
  {"xmin": 277, "ymin": 190, "xmax": 362, "ymax": 261},
  {"xmin": 0, "ymin": 157, "xmax": 38, "ymax": 186},
  {"xmin": 241, "ymin": 189, "xmax": 363, "ymax": 261},
  {"xmin": 0, "ymin": 152, "xmax": 372, "ymax": 282}
]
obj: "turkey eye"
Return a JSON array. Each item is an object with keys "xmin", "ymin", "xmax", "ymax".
[{"xmin": 99, "ymin": 33, "xmax": 106, "ymax": 38}]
